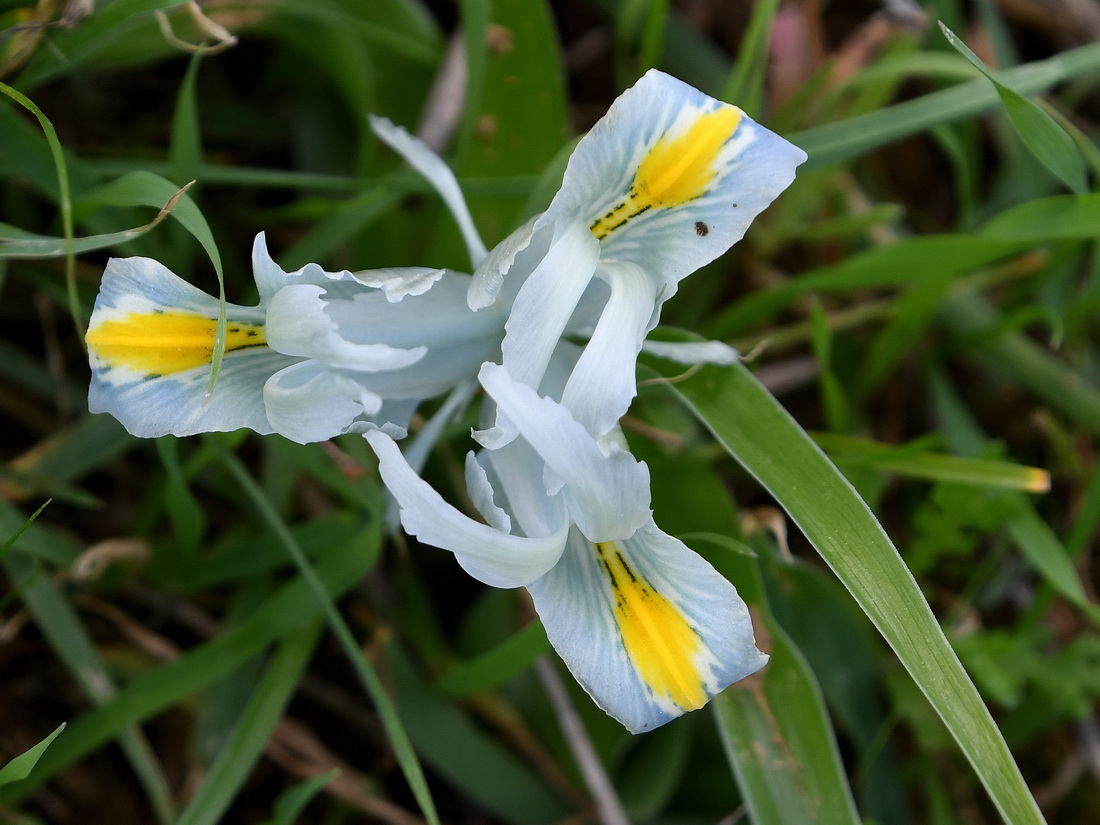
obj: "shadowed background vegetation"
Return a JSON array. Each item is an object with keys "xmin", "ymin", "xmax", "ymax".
[{"xmin": 2, "ymin": 1, "xmax": 1100, "ymax": 823}]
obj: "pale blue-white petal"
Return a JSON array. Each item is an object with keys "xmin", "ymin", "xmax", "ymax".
[
  {"xmin": 478, "ymin": 363, "xmax": 651, "ymax": 542},
  {"xmin": 480, "ymin": 436, "xmax": 563, "ymax": 540},
  {"xmin": 467, "ymin": 215, "xmax": 546, "ymax": 310},
  {"xmin": 369, "ymin": 114, "xmax": 488, "ymax": 267},
  {"xmin": 527, "ymin": 521, "xmax": 768, "ymax": 733},
  {"xmin": 466, "ymin": 451, "xmax": 512, "ymax": 533},
  {"xmin": 263, "ymin": 361, "xmax": 382, "ymax": 444},
  {"xmin": 347, "ymin": 267, "xmax": 446, "ymax": 302},
  {"xmin": 366, "ymin": 430, "xmax": 569, "ymax": 588},
  {"xmin": 265, "ymin": 284, "xmax": 429, "ymax": 371},
  {"xmin": 641, "ymin": 338, "xmax": 739, "ymax": 365},
  {"xmin": 86, "ymin": 255, "xmax": 291, "ymax": 437},
  {"xmin": 539, "ymin": 69, "xmax": 806, "ymax": 296},
  {"xmin": 560, "ymin": 261, "xmax": 657, "ymax": 437},
  {"xmin": 320, "ymin": 273, "xmax": 505, "ymax": 350},
  {"xmin": 251, "ymin": 233, "xmax": 352, "ymax": 303},
  {"xmin": 500, "ymin": 219, "xmax": 601, "ymax": 390}
]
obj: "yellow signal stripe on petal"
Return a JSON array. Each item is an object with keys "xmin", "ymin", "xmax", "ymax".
[
  {"xmin": 596, "ymin": 541, "xmax": 707, "ymax": 711},
  {"xmin": 590, "ymin": 105, "xmax": 742, "ymax": 240},
  {"xmin": 87, "ymin": 311, "xmax": 267, "ymax": 376}
]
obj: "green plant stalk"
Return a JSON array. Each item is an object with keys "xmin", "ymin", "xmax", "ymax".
[
  {"xmin": 215, "ymin": 447, "xmax": 442, "ymax": 825},
  {"xmin": 793, "ymin": 38, "xmax": 1100, "ymax": 168},
  {"xmin": 654, "ymin": 360, "xmax": 1046, "ymax": 825},
  {"xmin": 0, "ymin": 82, "xmax": 78, "ymax": 336}
]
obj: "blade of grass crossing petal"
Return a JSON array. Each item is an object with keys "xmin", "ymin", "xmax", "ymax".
[
  {"xmin": 0, "ymin": 513, "xmax": 379, "ymax": 805},
  {"xmin": 719, "ymin": 0, "xmax": 779, "ymax": 118},
  {"xmin": 4, "ymin": 551, "xmax": 177, "ymax": 823},
  {"xmin": 0, "ymin": 724, "xmax": 66, "ymax": 787},
  {"xmin": 213, "ymin": 444, "xmax": 441, "ymax": 825},
  {"xmin": 939, "ymin": 22, "xmax": 1087, "ymax": 194},
  {"xmin": 78, "ymin": 169, "xmax": 228, "ymax": 395},
  {"xmin": 174, "ymin": 620, "xmax": 324, "ymax": 825},
  {"xmin": 649, "ymin": 359, "xmax": 1046, "ymax": 825},
  {"xmin": 0, "ymin": 82, "xmax": 78, "ymax": 334},
  {"xmin": 691, "ymin": 533, "xmax": 861, "ymax": 825}
]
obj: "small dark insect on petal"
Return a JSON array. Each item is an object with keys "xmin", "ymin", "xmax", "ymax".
[{"xmin": 694, "ymin": 221, "xmax": 709, "ymax": 236}]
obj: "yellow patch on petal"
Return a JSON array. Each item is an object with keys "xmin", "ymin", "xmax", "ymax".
[
  {"xmin": 590, "ymin": 105, "xmax": 742, "ymax": 240},
  {"xmin": 86, "ymin": 311, "xmax": 267, "ymax": 376},
  {"xmin": 597, "ymin": 541, "xmax": 707, "ymax": 711}
]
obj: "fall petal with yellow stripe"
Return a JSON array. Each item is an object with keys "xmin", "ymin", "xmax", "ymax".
[{"xmin": 86, "ymin": 234, "xmax": 504, "ymax": 443}]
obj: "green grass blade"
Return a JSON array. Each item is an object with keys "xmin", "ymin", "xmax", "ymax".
[
  {"xmin": 214, "ymin": 445, "xmax": 442, "ymax": 825},
  {"xmin": 0, "ymin": 724, "xmax": 66, "ymax": 787},
  {"xmin": 0, "ymin": 500, "xmax": 50, "ymax": 562},
  {"xmin": 813, "ymin": 432, "xmax": 1051, "ymax": 492},
  {"xmin": 651, "ymin": 359, "xmax": 1046, "ymax": 825},
  {"xmin": 0, "ymin": 82, "xmax": 78, "ymax": 333},
  {"xmin": 0, "ymin": 183, "xmax": 191, "ymax": 258},
  {"xmin": 719, "ymin": 0, "xmax": 779, "ymax": 117},
  {"xmin": 792, "ymin": 38, "xmax": 1100, "ymax": 168},
  {"xmin": 696, "ymin": 534, "xmax": 861, "ymax": 825},
  {"xmin": 0, "ymin": 515, "xmax": 379, "ymax": 805},
  {"xmin": 4, "ymin": 548, "xmax": 177, "ymax": 823},
  {"xmin": 940, "ymin": 22, "xmax": 1087, "ymax": 194},
  {"xmin": 435, "ymin": 620, "xmax": 550, "ymax": 698},
  {"xmin": 174, "ymin": 620, "xmax": 324, "ymax": 825}
]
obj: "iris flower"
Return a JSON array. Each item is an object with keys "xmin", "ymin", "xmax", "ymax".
[
  {"xmin": 84, "ymin": 68, "xmax": 805, "ymax": 732},
  {"xmin": 366, "ymin": 70, "xmax": 804, "ymax": 730}
]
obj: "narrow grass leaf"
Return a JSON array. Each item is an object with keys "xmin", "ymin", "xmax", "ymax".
[
  {"xmin": 435, "ymin": 620, "xmax": 550, "ymax": 698},
  {"xmin": 719, "ymin": 0, "xmax": 779, "ymax": 117},
  {"xmin": 0, "ymin": 500, "xmax": 50, "ymax": 562},
  {"xmin": 215, "ymin": 446, "xmax": 441, "ymax": 825},
  {"xmin": 0, "ymin": 183, "xmax": 192, "ymax": 258},
  {"xmin": 261, "ymin": 768, "xmax": 341, "ymax": 825},
  {"xmin": 696, "ymin": 533, "xmax": 861, "ymax": 825},
  {"xmin": 171, "ymin": 53, "xmax": 204, "ymax": 187},
  {"xmin": 939, "ymin": 290, "xmax": 1100, "ymax": 438},
  {"xmin": 388, "ymin": 643, "xmax": 571, "ymax": 825},
  {"xmin": 4, "ymin": 551, "xmax": 177, "ymax": 823},
  {"xmin": 1005, "ymin": 504, "xmax": 1092, "ymax": 612},
  {"xmin": 174, "ymin": 621, "xmax": 324, "ymax": 825},
  {"xmin": 0, "ymin": 519, "xmax": 379, "ymax": 804},
  {"xmin": 0, "ymin": 82, "xmax": 78, "ymax": 332},
  {"xmin": 707, "ymin": 235, "xmax": 1028, "ymax": 337},
  {"xmin": 793, "ymin": 38, "xmax": 1100, "ymax": 168},
  {"xmin": 979, "ymin": 192, "xmax": 1100, "ymax": 241},
  {"xmin": 940, "ymin": 22, "xmax": 1087, "ymax": 194},
  {"xmin": 813, "ymin": 432, "xmax": 1051, "ymax": 492},
  {"xmin": 0, "ymin": 724, "xmax": 66, "ymax": 787},
  {"xmin": 651, "ymin": 359, "xmax": 1046, "ymax": 825}
]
